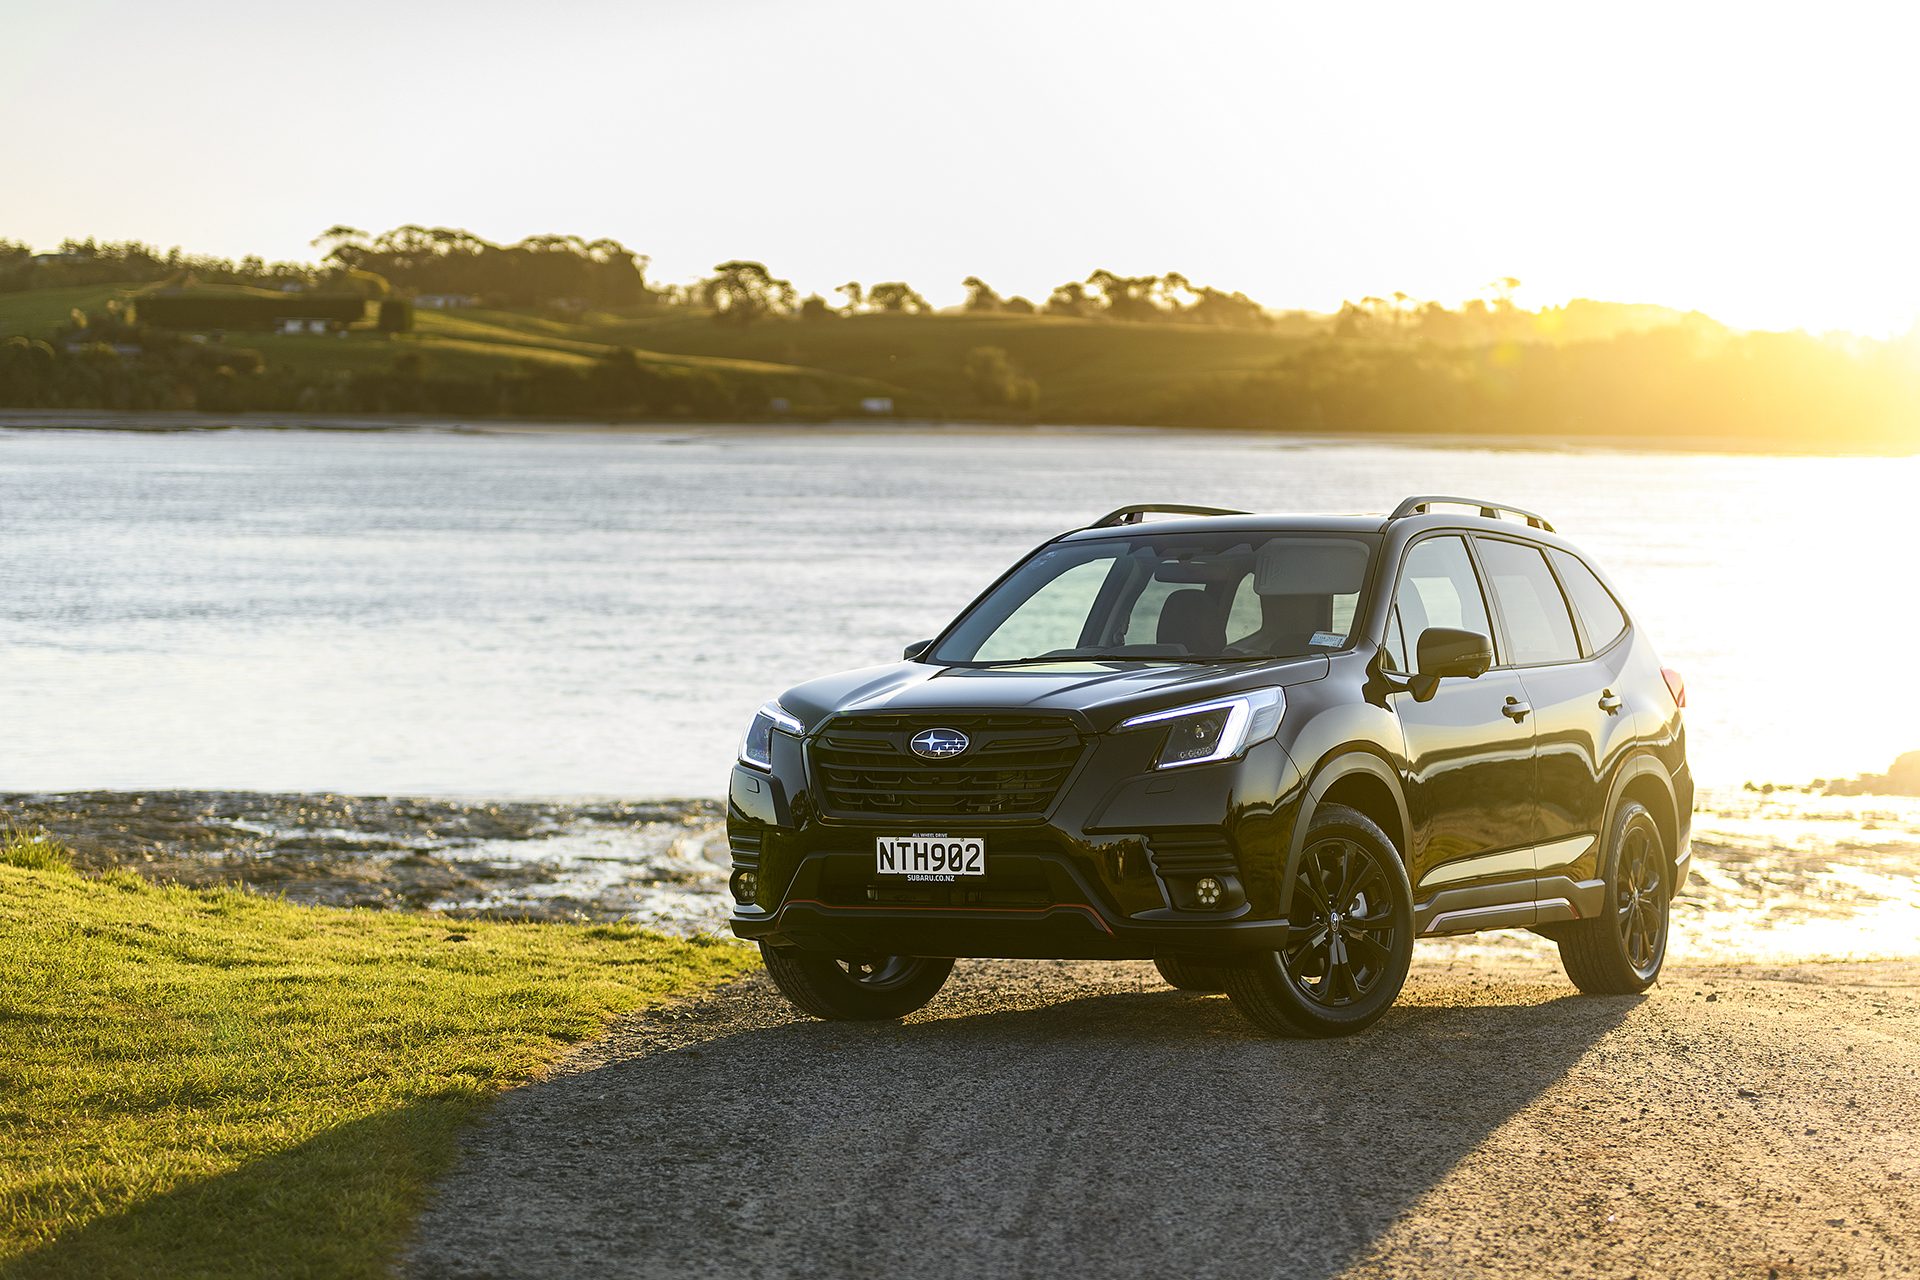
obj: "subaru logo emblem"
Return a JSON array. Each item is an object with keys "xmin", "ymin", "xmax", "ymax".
[{"xmin": 910, "ymin": 727, "xmax": 971, "ymax": 759}]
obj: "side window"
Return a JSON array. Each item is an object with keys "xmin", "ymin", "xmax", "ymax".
[
  {"xmin": 1477, "ymin": 539, "xmax": 1581, "ymax": 665},
  {"xmin": 1393, "ymin": 537, "xmax": 1494, "ymax": 667},
  {"xmin": 1381, "ymin": 604, "xmax": 1408, "ymax": 673},
  {"xmin": 1225, "ymin": 573, "xmax": 1262, "ymax": 646},
  {"xmin": 1548, "ymin": 549, "xmax": 1628, "ymax": 654},
  {"xmin": 974, "ymin": 559, "xmax": 1111, "ymax": 661}
]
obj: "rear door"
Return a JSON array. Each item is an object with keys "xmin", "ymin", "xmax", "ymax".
[
  {"xmin": 1384, "ymin": 534, "xmax": 1539, "ymax": 907},
  {"xmin": 1473, "ymin": 537, "xmax": 1623, "ymax": 900}
]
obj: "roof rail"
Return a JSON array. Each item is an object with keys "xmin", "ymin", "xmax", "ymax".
[
  {"xmin": 1088, "ymin": 503, "xmax": 1251, "ymax": 528},
  {"xmin": 1389, "ymin": 495, "xmax": 1555, "ymax": 533}
]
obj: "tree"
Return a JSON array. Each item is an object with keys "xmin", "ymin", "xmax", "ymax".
[
  {"xmin": 866, "ymin": 281, "xmax": 930, "ymax": 314},
  {"xmin": 377, "ymin": 298, "xmax": 414, "ymax": 334},
  {"xmin": 835, "ymin": 281, "xmax": 864, "ymax": 313},
  {"xmin": 962, "ymin": 276, "xmax": 1003, "ymax": 311},
  {"xmin": 1002, "ymin": 295, "xmax": 1036, "ymax": 314},
  {"xmin": 798, "ymin": 293, "xmax": 837, "ymax": 321},
  {"xmin": 699, "ymin": 261, "xmax": 795, "ymax": 326},
  {"xmin": 964, "ymin": 346, "xmax": 1038, "ymax": 409},
  {"xmin": 1045, "ymin": 280, "xmax": 1096, "ymax": 318},
  {"xmin": 1087, "ymin": 269, "xmax": 1163, "ymax": 321}
]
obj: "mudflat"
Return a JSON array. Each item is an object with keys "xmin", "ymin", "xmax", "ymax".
[{"xmin": 404, "ymin": 955, "xmax": 1919, "ymax": 1280}]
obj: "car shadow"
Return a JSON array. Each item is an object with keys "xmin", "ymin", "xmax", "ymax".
[{"xmin": 401, "ymin": 967, "xmax": 1640, "ymax": 1280}]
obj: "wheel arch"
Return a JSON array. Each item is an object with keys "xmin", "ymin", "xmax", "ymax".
[
  {"xmin": 1277, "ymin": 749, "xmax": 1411, "ymax": 915},
  {"xmin": 1604, "ymin": 754, "xmax": 1680, "ymax": 894}
]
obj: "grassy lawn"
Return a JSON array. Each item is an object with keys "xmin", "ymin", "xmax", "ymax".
[
  {"xmin": 0, "ymin": 285, "xmax": 143, "ymax": 340},
  {"xmin": 0, "ymin": 832, "xmax": 756, "ymax": 1279}
]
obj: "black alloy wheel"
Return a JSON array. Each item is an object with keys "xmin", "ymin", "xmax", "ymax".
[
  {"xmin": 1223, "ymin": 803, "xmax": 1415, "ymax": 1037},
  {"xmin": 1557, "ymin": 799, "xmax": 1670, "ymax": 995}
]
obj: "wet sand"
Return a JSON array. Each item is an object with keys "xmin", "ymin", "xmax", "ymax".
[{"xmin": 0, "ymin": 791, "xmax": 729, "ymax": 932}]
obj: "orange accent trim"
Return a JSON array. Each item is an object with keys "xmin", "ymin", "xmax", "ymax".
[{"xmin": 780, "ymin": 898, "xmax": 1115, "ymax": 936}]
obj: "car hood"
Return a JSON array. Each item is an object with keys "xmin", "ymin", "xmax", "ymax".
[{"xmin": 778, "ymin": 656, "xmax": 1330, "ymax": 734}]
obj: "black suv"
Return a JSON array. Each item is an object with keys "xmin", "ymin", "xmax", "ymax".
[{"xmin": 729, "ymin": 497, "xmax": 1691, "ymax": 1037}]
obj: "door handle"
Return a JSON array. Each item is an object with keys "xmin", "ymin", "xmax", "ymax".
[
  {"xmin": 1598, "ymin": 690, "xmax": 1624, "ymax": 714},
  {"xmin": 1502, "ymin": 696, "xmax": 1532, "ymax": 722}
]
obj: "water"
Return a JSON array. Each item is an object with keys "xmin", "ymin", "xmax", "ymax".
[{"xmin": 3, "ymin": 424, "xmax": 1916, "ymax": 796}]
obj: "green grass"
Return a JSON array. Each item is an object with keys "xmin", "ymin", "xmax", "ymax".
[
  {"xmin": 0, "ymin": 285, "xmax": 143, "ymax": 340},
  {"xmin": 0, "ymin": 835, "xmax": 757, "ymax": 1279},
  {"xmin": 577, "ymin": 309, "xmax": 1312, "ymax": 416}
]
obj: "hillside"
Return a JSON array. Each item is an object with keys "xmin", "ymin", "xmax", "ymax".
[{"xmin": 3, "ymin": 282, "xmax": 1917, "ymax": 448}]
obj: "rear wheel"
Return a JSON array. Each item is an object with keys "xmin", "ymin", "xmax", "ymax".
[
  {"xmin": 1557, "ymin": 800, "xmax": 1669, "ymax": 994},
  {"xmin": 1154, "ymin": 955, "xmax": 1227, "ymax": 992},
  {"xmin": 1223, "ymin": 804, "xmax": 1414, "ymax": 1037},
  {"xmin": 759, "ymin": 944, "xmax": 955, "ymax": 1021}
]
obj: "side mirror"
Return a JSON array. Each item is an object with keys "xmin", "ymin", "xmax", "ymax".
[
  {"xmin": 1410, "ymin": 627, "xmax": 1493, "ymax": 700},
  {"xmin": 903, "ymin": 639, "xmax": 933, "ymax": 661}
]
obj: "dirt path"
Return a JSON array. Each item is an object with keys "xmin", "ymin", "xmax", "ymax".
[{"xmin": 403, "ymin": 956, "xmax": 1920, "ymax": 1279}]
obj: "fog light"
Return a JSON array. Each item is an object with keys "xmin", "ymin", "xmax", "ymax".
[
  {"xmin": 1194, "ymin": 876, "xmax": 1222, "ymax": 907},
  {"xmin": 730, "ymin": 870, "xmax": 759, "ymax": 904}
]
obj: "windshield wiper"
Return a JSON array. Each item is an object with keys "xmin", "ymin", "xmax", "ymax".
[
  {"xmin": 1159, "ymin": 655, "xmax": 1285, "ymax": 663},
  {"xmin": 951, "ymin": 651, "xmax": 1282, "ymax": 668},
  {"xmin": 953, "ymin": 653, "xmax": 1145, "ymax": 667}
]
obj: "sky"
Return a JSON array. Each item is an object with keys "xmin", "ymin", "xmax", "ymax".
[{"xmin": 4, "ymin": 0, "xmax": 1916, "ymax": 334}]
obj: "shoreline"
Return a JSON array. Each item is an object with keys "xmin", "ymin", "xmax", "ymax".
[
  {"xmin": 10, "ymin": 786, "xmax": 1920, "ymax": 966},
  {"xmin": 3, "ymin": 408, "xmax": 1914, "ymax": 458}
]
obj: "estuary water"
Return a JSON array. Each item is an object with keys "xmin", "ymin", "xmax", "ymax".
[
  {"xmin": 6, "ymin": 421, "xmax": 1919, "ymax": 959},
  {"xmin": 3, "ymin": 422, "xmax": 1916, "ymax": 797}
]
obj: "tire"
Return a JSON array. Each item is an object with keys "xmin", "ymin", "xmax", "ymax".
[
  {"xmin": 1557, "ymin": 800, "xmax": 1669, "ymax": 994},
  {"xmin": 759, "ymin": 944, "xmax": 955, "ymax": 1021},
  {"xmin": 1223, "ymin": 803, "xmax": 1415, "ymax": 1037},
  {"xmin": 1154, "ymin": 955, "xmax": 1228, "ymax": 992}
]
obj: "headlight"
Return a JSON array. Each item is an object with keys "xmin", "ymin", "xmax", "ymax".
[
  {"xmin": 739, "ymin": 701, "xmax": 804, "ymax": 771},
  {"xmin": 1120, "ymin": 688, "xmax": 1285, "ymax": 770}
]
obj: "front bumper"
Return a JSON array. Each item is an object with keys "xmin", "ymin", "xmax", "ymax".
[{"xmin": 726, "ymin": 732, "xmax": 1304, "ymax": 961}]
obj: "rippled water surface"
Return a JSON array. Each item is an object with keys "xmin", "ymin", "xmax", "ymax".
[{"xmin": 3, "ymin": 424, "xmax": 1917, "ymax": 796}]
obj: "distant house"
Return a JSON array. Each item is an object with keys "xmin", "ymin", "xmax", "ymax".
[
  {"xmin": 30, "ymin": 251, "xmax": 90, "ymax": 266},
  {"xmin": 860, "ymin": 397, "xmax": 895, "ymax": 415},
  {"xmin": 139, "ymin": 290, "xmax": 366, "ymax": 333},
  {"xmin": 415, "ymin": 293, "xmax": 479, "ymax": 310}
]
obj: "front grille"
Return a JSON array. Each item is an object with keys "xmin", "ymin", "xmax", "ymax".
[
  {"xmin": 1145, "ymin": 828, "xmax": 1239, "ymax": 877},
  {"xmin": 810, "ymin": 713, "xmax": 1086, "ymax": 819}
]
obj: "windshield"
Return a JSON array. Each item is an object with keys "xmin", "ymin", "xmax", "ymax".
[{"xmin": 929, "ymin": 531, "xmax": 1377, "ymax": 666}]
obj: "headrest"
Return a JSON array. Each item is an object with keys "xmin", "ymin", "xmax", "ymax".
[{"xmin": 1255, "ymin": 538, "xmax": 1369, "ymax": 595}]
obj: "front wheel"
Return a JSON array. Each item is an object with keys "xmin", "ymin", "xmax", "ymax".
[
  {"xmin": 760, "ymin": 944, "xmax": 955, "ymax": 1021},
  {"xmin": 1556, "ymin": 800, "xmax": 1669, "ymax": 994},
  {"xmin": 1223, "ymin": 803, "xmax": 1415, "ymax": 1037}
]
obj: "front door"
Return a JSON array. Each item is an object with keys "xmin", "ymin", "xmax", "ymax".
[{"xmin": 1383, "ymin": 534, "xmax": 1538, "ymax": 912}]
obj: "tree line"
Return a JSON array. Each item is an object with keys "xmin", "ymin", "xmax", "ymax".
[{"xmin": 3, "ymin": 228, "xmax": 1283, "ymax": 331}]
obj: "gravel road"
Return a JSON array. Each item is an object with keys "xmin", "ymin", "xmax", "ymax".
[{"xmin": 404, "ymin": 955, "xmax": 1920, "ymax": 1279}]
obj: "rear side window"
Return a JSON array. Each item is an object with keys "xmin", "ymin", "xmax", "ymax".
[
  {"xmin": 1477, "ymin": 539, "xmax": 1581, "ymax": 665},
  {"xmin": 1393, "ymin": 537, "xmax": 1493, "ymax": 665},
  {"xmin": 1549, "ymin": 549, "xmax": 1629, "ymax": 653}
]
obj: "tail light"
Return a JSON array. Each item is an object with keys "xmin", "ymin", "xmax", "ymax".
[{"xmin": 1661, "ymin": 667, "xmax": 1686, "ymax": 709}]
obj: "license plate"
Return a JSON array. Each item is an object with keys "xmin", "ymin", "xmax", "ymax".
[{"xmin": 875, "ymin": 835, "xmax": 985, "ymax": 880}]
